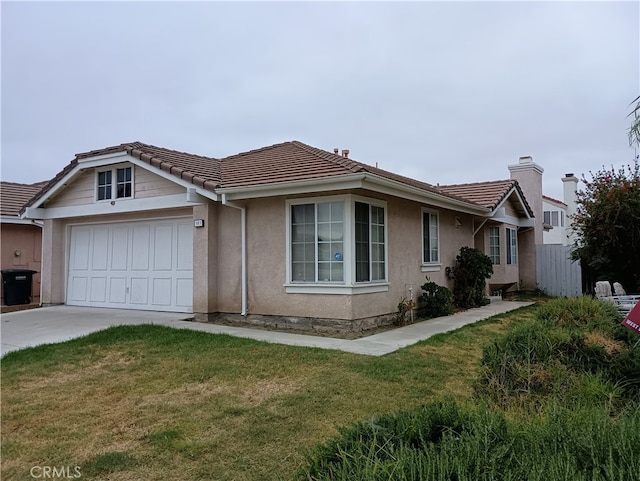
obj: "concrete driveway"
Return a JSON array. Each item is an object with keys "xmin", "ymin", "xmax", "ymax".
[
  {"xmin": 1, "ymin": 306, "xmax": 193, "ymax": 356},
  {"xmin": 1, "ymin": 301, "xmax": 533, "ymax": 357}
]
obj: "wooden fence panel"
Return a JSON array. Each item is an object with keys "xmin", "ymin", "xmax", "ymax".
[{"xmin": 536, "ymin": 244, "xmax": 582, "ymax": 297}]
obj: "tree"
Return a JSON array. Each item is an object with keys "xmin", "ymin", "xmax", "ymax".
[
  {"xmin": 571, "ymin": 161, "xmax": 640, "ymax": 291},
  {"xmin": 452, "ymin": 246, "xmax": 493, "ymax": 308},
  {"xmin": 628, "ymin": 95, "xmax": 640, "ymax": 147}
]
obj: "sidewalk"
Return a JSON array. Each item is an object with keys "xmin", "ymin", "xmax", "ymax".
[{"xmin": 1, "ymin": 301, "xmax": 533, "ymax": 357}]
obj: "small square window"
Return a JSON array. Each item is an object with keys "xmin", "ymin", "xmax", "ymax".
[{"xmin": 97, "ymin": 166, "xmax": 133, "ymax": 201}]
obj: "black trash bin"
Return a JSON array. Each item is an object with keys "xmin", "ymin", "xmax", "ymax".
[{"xmin": 2, "ymin": 269, "xmax": 38, "ymax": 306}]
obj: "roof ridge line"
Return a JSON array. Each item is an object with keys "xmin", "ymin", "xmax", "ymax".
[{"xmin": 290, "ymin": 141, "xmax": 365, "ymax": 173}]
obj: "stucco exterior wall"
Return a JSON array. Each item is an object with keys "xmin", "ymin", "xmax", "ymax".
[
  {"xmin": 0, "ymin": 223, "xmax": 42, "ymax": 304},
  {"xmin": 216, "ymin": 193, "xmax": 478, "ymax": 321}
]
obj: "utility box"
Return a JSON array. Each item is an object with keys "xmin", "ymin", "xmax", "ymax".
[{"xmin": 2, "ymin": 269, "xmax": 37, "ymax": 306}]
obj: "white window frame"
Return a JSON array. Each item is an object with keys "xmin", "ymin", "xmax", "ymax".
[
  {"xmin": 421, "ymin": 208, "xmax": 441, "ymax": 272},
  {"xmin": 489, "ymin": 226, "xmax": 500, "ymax": 265},
  {"xmin": 285, "ymin": 194, "xmax": 389, "ymax": 294},
  {"xmin": 95, "ymin": 164, "xmax": 134, "ymax": 202},
  {"xmin": 506, "ymin": 227, "xmax": 517, "ymax": 265}
]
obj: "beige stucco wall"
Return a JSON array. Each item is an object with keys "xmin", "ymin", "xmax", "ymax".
[
  {"xmin": 480, "ymin": 223, "xmax": 520, "ymax": 292},
  {"xmin": 1, "ymin": 223, "xmax": 42, "ymax": 304},
  {"xmin": 214, "ymin": 193, "xmax": 478, "ymax": 321}
]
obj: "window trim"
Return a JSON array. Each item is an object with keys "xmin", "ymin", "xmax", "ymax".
[
  {"xmin": 95, "ymin": 164, "xmax": 134, "ymax": 202},
  {"xmin": 506, "ymin": 227, "xmax": 517, "ymax": 265},
  {"xmin": 421, "ymin": 208, "xmax": 440, "ymax": 270},
  {"xmin": 489, "ymin": 225, "xmax": 500, "ymax": 265},
  {"xmin": 285, "ymin": 194, "xmax": 389, "ymax": 294}
]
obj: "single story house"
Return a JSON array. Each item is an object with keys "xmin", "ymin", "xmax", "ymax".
[
  {"xmin": 1, "ymin": 181, "xmax": 48, "ymax": 305},
  {"xmin": 22, "ymin": 141, "xmax": 535, "ymax": 330}
]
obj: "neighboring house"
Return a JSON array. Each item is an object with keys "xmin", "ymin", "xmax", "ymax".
[
  {"xmin": 22, "ymin": 141, "xmax": 535, "ymax": 329},
  {"xmin": 1, "ymin": 181, "xmax": 47, "ymax": 305},
  {"xmin": 542, "ymin": 195, "xmax": 568, "ymax": 245},
  {"xmin": 542, "ymin": 173, "xmax": 579, "ymax": 246}
]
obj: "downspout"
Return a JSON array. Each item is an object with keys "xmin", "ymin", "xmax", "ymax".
[{"xmin": 221, "ymin": 194, "xmax": 247, "ymax": 317}]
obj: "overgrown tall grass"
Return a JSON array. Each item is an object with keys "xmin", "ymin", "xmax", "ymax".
[
  {"xmin": 301, "ymin": 297, "xmax": 640, "ymax": 480},
  {"xmin": 300, "ymin": 400, "xmax": 640, "ymax": 481}
]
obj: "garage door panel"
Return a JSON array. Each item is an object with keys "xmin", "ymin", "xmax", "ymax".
[
  {"xmin": 130, "ymin": 277, "xmax": 149, "ymax": 305},
  {"xmin": 109, "ymin": 277, "xmax": 127, "ymax": 303},
  {"xmin": 176, "ymin": 278, "xmax": 193, "ymax": 307},
  {"xmin": 91, "ymin": 228, "xmax": 109, "ymax": 270},
  {"xmin": 69, "ymin": 276, "xmax": 88, "ymax": 301},
  {"xmin": 71, "ymin": 228, "xmax": 91, "ymax": 270},
  {"xmin": 152, "ymin": 278, "xmax": 172, "ymax": 306},
  {"xmin": 111, "ymin": 227, "xmax": 129, "ymax": 270},
  {"xmin": 67, "ymin": 219, "xmax": 192, "ymax": 312},
  {"xmin": 153, "ymin": 225, "xmax": 173, "ymax": 271},
  {"xmin": 89, "ymin": 277, "xmax": 107, "ymax": 302},
  {"xmin": 132, "ymin": 225, "xmax": 150, "ymax": 271}
]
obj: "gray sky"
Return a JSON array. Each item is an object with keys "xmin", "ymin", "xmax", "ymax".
[{"xmin": 2, "ymin": 1, "xmax": 638, "ymax": 201}]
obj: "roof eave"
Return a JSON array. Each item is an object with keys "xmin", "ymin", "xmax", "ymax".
[{"xmin": 218, "ymin": 171, "xmax": 490, "ymax": 214}]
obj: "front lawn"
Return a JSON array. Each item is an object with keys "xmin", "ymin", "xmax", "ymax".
[{"xmin": 1, "ymin": 307, "xmax": 533, "ymax": 480}]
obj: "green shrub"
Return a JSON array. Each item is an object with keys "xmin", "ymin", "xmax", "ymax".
[
  {"xmin": 475, "ymin": 297, "xmax": 640, "ymax": 410},
  {"xmin": 452, "ymin": 247, "xmax": 493, "ymax": 309},
  {"xmin": 416, "ymin": 277, "xmax": 454, "ymax": 319},
  {"xmin": 300, "ymin": 400, "xmax": 640, "ymax": 481}
]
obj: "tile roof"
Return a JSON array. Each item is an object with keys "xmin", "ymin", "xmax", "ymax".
[
  {"xmin": 438, "ymin": 179, "xmax": 534, "ymax": 217},
  {"xmin": 1, "ymin": 181, "xmax": 48, "ymax": 217},
  {"xmin": 27, "ymin": 140, "xmax": 538, "ymax": 216},
  {"xmin": 543, "ymin": 195, "xmax": 567, "ymax": 207}
]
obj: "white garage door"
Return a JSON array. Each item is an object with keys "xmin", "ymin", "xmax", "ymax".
[{"xmin": 67, "ymin": 218, "xmax": 193, "ymax": 312}]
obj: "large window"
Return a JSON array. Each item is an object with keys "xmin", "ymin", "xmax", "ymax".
[
  {"xmin": 291, "ymin": 201, "xmax": 344, "ymax": 282},
  {"xmin": 422, "ymin": 210, "xmax": 439, "ymax": 264},
  {"xmin": 506, "ymin": 227, "xmax": 517, "ymax": 265},
  {"xmin": 355, "ymin": 202, "xmax": 385, "ymax": 282},
  {"xmin": 288, "ymin": 196, "xmax": 386, "ymax": 288},
  {"xmin": 97, "ymin": 166, "xmax": 133, "ymax": 201},
  {"xmin": 489, "ymin": 226, "xmax": 500, "ymax": 264}
]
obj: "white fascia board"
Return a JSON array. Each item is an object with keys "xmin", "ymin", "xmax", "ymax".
[
  {"xmin": 1, "ymin": 215, "xmax": 43, "ymax": 226},
  {"xmin": 219, "ymin": 172, "xmax": 489, "ymax": 215},
  {"xmin": 488, "ymin": 187, "xmax": 533, "ymax": 220},
  {"xmin": 490, "ymin": 211, "xmax": 535, "ymax": 228},
  {"xmin": 124, "ymin": 156, "xmax": 218, "ymax": 202},
  {"xmin": 76, "ymin": 151, "xmax": 130, "ymax": 164},
  {"xmin": 217, "ymin": 173, "xmax": 367, "ymax": 200},
  {"xmin": 24, "ymin": 193, "xmax": 204, "ymax": 220},
  {"xmin": 31, "ymin": 154, "xmax": 217, "ymax": 210},
  {"xmin": 361, "ymin": 175, "xmax": 489, "ymax": 215}
]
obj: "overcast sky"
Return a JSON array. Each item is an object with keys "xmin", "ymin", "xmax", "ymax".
[{"xmin": 2, "ymin": 1, "xmax": 638, "ymax": 201}]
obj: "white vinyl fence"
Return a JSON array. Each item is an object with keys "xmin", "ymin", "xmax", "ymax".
[{"xmin": 536, "ymin": 244, "xmax": 582, "ymax": 297}]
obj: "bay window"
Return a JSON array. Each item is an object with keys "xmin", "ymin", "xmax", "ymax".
[{"xmin": 287, "ymin": 195, "xmax": 387, "ymax": 292}]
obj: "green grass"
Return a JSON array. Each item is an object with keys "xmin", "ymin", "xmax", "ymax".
[
  {"xmin": 300, "ymin": 297, "xmax": 640, "ymax": 480},
  {"xmin": 1, "ymin": 307, "xmax": 531, "ymax": 480},
  {"xmin": 301, "ymin": 400, "xmax": 640, "ymax": 481}
]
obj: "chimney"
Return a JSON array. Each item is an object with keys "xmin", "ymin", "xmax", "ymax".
[
  {"xmin": 508, "ymin": 155, "xmax": 544, "ymax": 244},
  {"xmin": 333, "ymin": 148, "xmax": 339, "ymax": 154},
  {"xmin": 562, "ymin": 173, "xmax": 579, "ymax": 246},
  {"xmin": 342, "ymin": 149, "xmax": 349, "ymax": 158}
]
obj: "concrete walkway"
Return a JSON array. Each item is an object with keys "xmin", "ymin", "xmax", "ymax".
[{"xmin": 1, "ymin": 301, "xmax": 532, "ymax": 357}]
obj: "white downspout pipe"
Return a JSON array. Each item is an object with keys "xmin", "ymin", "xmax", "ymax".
[{"xmin": 221, "ymin": 194, "xmax": 247, "ymax": 316}]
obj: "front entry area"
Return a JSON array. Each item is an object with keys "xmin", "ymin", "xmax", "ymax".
[{"xmin": 66, "ymin": 218, "xmax": 193, "ymax": 312}]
